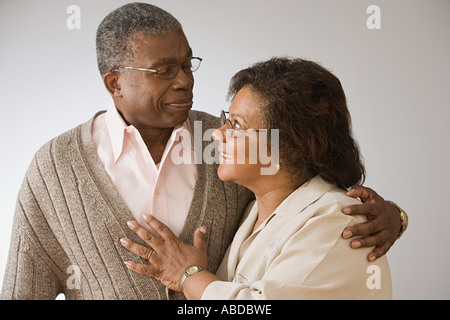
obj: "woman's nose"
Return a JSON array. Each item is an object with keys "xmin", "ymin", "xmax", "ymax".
[{"xmin": 212, "ymin": 125, "xmax": 227, "ymax": 142}]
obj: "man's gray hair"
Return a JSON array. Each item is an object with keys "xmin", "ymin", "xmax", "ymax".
[{"xmin": 96, "ymin": 2, "xmax": 182, "ymax": 76}]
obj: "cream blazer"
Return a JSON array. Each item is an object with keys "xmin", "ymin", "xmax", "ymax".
[{"xmin": 202, "ymin": 176, "xmax": 392, "ymax": 300}]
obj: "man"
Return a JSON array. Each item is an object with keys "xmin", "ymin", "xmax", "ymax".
[{"xmin": 1, "ymin": 3, "xmax": 407, "ymax": 300}]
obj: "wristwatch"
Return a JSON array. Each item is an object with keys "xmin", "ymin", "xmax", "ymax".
[
  {"xmin": 386, "ymin": 200, "xmax": 408, "ymax": 238},
  {"xmin": 179, "ymin": 265, "xmax": 204, "ymax": 291}
]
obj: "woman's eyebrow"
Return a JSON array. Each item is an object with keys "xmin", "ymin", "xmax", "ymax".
[{"xmin": 230, "ymin": 112, "xmax": 249, "ymax": 127}]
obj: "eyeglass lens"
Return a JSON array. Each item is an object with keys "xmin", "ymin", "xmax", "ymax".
[
  {"xmin": 220, "ymin": 111, "xmax": 235, "ymax": 138},
  {"xmin": 159, "ymin": 57, "xmax": 201, "ymax": 80}
]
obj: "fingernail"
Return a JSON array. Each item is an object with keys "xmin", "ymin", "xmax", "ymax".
[
  {"xmin": 368, "ymin": 254, "xmax": 376, "ymax": 262},
  {"xmin": 120, "ymin": 238, "xmax": 128, "ymax": 246},
  {"xmin": 127, "ymin": 221, "xmax": 136, "ymax": 228},
  {"xmin": 343, "ymin": 230, "xmax": 352, "ymax": 238},
  {"xmin": 124, "ymin": 261, "xmax": 133, "ymax": 268},
  {"xmin": 143, "ymin": 214, "xmax": 150, "ymax": 221},
  {"xmin": 200, "ymin": 226, "xmax": 207, "ymax": 234},
  {"xmin": 343, "ymin": 208, "xmax": 351, "ymax": 214},
  {"xmin": 351, "ymin": 240, "xmax": 361, "ymax": 249}
]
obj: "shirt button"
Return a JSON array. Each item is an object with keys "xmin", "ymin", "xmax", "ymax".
[{"xmin": 155, "ymin": 189, "xmax": 160, "ymax": 196}]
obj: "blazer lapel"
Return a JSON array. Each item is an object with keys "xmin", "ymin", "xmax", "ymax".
[{"xmin": 225, "ymin": 202, "xmax": 258, "ymax": 280}]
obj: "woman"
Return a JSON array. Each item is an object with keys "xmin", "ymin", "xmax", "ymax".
[{"xmin": 121, "ymin": 57, "xmax": 392, "ymax": 299}]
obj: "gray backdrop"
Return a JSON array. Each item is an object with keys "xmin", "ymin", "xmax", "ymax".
[{"xmin": 1, "ymin": 0, "xmax": 449, "ymax": 299}]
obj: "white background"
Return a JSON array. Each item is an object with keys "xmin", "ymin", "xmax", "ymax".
[{"xmin": 0, "ymin": 0, "xmax": 449, "ymax": 299}]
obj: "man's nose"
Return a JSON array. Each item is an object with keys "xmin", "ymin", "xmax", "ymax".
[{"xmin": 172, "ymin": 67, "xmax": 194, "ymax": 90}]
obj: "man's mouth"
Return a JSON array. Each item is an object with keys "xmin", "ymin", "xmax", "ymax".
[{"xmin": 167, "ymin": 99, "xmax": 193, "ymax": 109}]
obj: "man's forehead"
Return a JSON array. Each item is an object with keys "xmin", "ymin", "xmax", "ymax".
[
  {"xmin": 153, "ymin": 48, "xmax": 193, "ymax": 65},
  {"xmin": 129, "ymin": 30, "xmax": 192, "ymax": 65}
]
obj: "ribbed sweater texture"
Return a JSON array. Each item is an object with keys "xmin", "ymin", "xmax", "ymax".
[{"xmin": 1, "ymin": 110, "xmax": 253, "ymax": 300}]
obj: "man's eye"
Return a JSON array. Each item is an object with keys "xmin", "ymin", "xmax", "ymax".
[
  {"xmin": 183, "ymin": 60, "xmax": 193, "ymax": 68},
  {"xmin": 159, "ymin": 66, "xmax": 176, "ymax": 75}
]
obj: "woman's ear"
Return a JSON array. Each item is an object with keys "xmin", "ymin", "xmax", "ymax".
[{"xmin": 103, "ymin": 72, "xmax": 122, "ymax": 97}]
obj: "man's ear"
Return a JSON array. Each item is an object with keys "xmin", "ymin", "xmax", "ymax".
[{"xmin": 103, "ymin": 72, "xmax": 122, "ymax": 97}]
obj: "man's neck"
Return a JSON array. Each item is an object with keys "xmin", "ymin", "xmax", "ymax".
[{"xmin": 137, "ymin": 126, "xmax": 173, "ymax": 164}]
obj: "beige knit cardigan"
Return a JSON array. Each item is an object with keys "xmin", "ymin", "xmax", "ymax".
[{"xmin": 1, "ymin": 110, "xmax": 253, "ymax": 300}]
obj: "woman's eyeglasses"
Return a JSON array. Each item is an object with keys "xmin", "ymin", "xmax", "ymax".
[{"xmin": 220, "ymin": 110, "xmax": 263, "ymax": 138}]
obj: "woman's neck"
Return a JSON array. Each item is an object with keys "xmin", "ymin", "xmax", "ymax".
[{"xmin": 251, "ymin": 175, "xmax": 298, "ymax": 233}]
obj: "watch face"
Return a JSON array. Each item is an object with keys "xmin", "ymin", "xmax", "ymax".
[
  {"xmin": 187, "ymin": 266, "xmax": 202, "ymax": 275},
  {"xmin": 189, "ymin": 266, "xmax": 199, "ymax": 274}
]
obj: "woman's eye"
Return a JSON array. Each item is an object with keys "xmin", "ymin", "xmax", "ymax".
[{"xmin": 233, "ymin": 121, "xmax": 243, "ymax": 129}]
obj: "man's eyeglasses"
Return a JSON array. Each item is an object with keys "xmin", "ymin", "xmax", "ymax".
[
  {"xmin": 112, "ymin": 57, "xmax": 202, "ymax": 80},
  {"xmin": 220, "ymin": 110, "xmax": 263, "ymax": 138}
]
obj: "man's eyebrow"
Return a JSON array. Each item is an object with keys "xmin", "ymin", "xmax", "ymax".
[{"xmin": 152, "ymin": 48, "xmax": 193, "ymax": 66}]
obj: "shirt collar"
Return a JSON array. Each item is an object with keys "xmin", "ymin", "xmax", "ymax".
[
  {"xmin": 248, "ymin": 175, "xmax": 337, "ymax": 236},
  {"xmin": 105, "ymin": 104, "xmax": 128, "ymax": 163},
  {"xmin": 274, "ymin": 175, "xmax": 337, "ymax": 217},
  {"xmin": 105, "ymin": 103, "xmax": 193, "ymax": 163}
]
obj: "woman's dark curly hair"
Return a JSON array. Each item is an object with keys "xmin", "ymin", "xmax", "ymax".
[{"xmin": 227, "ymin": 57, "xmax": 365, "ymax": 189}]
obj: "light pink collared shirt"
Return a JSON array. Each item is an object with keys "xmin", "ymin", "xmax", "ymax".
[{"xmin": 91, "ymin": 104, "xmax": 197, "ymax": 236}]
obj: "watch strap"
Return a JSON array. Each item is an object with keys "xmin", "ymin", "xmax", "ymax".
[
  {"xmin": 179, "ymin": 265, "xmax": 204, "ymax": 292},
  {"xmin": 386, "ymin": 200, "xmax": 408, "ymax": 238}
]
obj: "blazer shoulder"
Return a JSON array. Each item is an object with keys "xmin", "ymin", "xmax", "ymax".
[{"xmin": 318, "ymin": 187, "xmax": 366, "ymax": 225}]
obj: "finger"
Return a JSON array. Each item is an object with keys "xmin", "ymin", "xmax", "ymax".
[
  {"xmin": 143, "ymin": 214, "xmax": 176, "ymax": 241},
  {"xmin": 367, "ymin": 242, "xmax": 392, "ymax": 262},
  {"xmin": 347, "ymin": 231, "xmax": 391, "ymax": 261},
  {"xmin": 347, "ymin": 185, "xmax": 382, "ymax": 205},
  {"xmin": 349, "ymin": 232, "xmax": 382, "ymax": 249},
  {"xmin": 342, "ymin": 219, "xmax": 381, "ymax": 238},
  {"xmin": 193, "ymin": 226, "xmax": 207, "ymax": 252},
  {"xmin": 342, "ymin": 203, "xmax": 376, "ymax": 216},
  {"xmin": 127, "ymin": 220, "xmax": 163, "ymax": 250},
  {"xmin": 124, "ymin": 260, "xmax": 158, "ymax": 277},
  {"xmin": 346, "ymin": 185, "xmax": 369, "ymax": 200},
  {"xmin": 361, "ymin": 230, "xmax": 390, "ymax": 248},
  {"xmin": 120, "ymin": 237, "xmax": 154, "ymax": 261}
]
